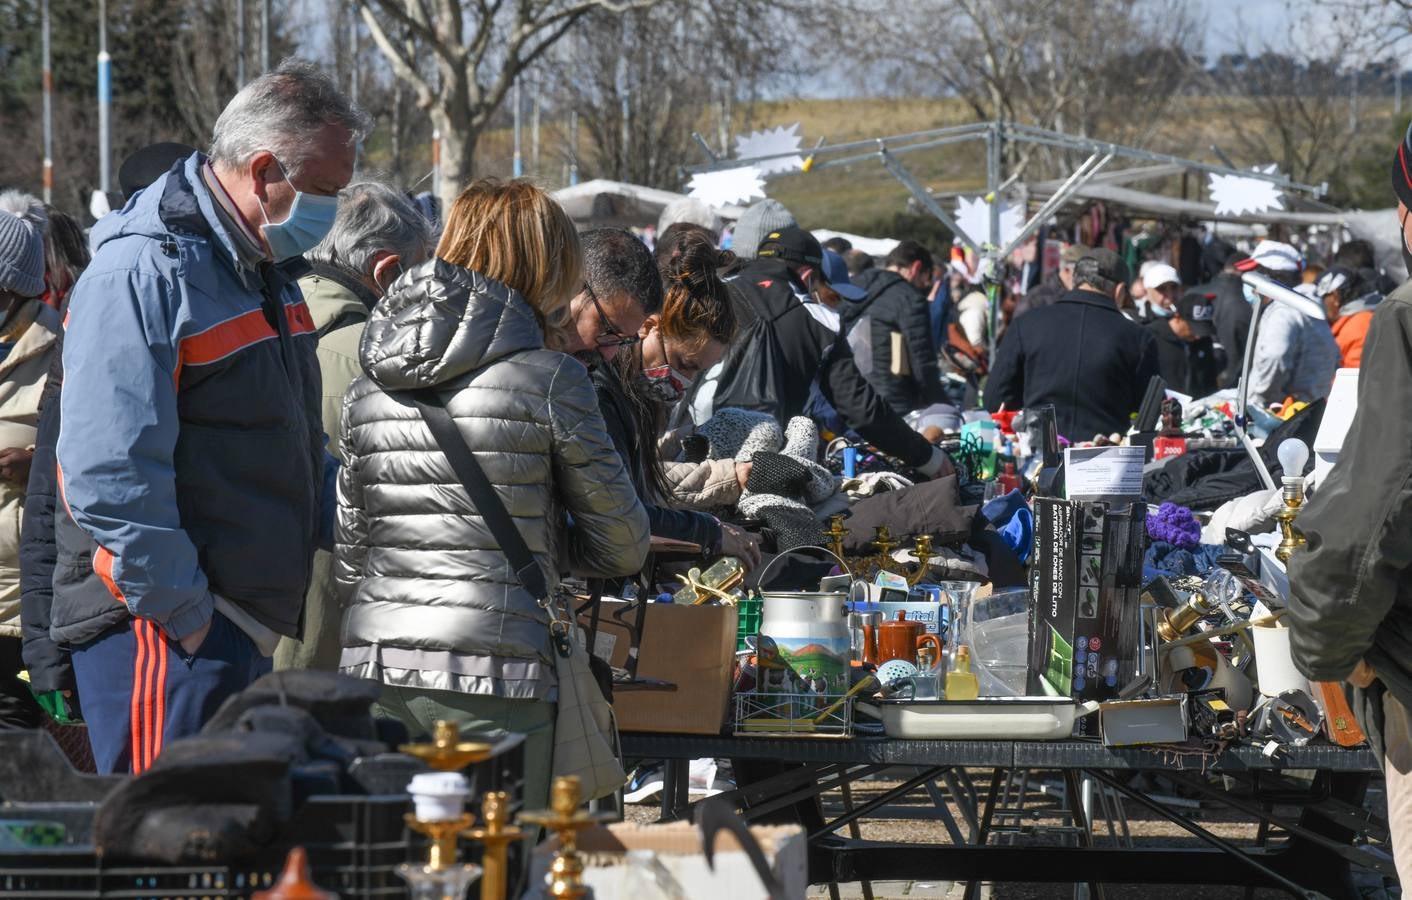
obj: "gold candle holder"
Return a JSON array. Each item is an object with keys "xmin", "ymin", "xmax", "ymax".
[
  {"xmin": 1274, "ymin": 480, "xmax": 1308, "ymax": 564},
  {"xmin": 400, "ymin": 720, "xmax": 495, "ymax": 772},
  {"xmin": 464, "ymin": 791, "xmax": 523, "ymax": 900},
  {"xmin": 907, "ymin": 534, "xmax": 934, "ymax": 586},
  {"xmin": 824, "ymin": 514, "xmax": 849, "ymax": 565},
  {"xmin": 397, "ymin": 721, "xmax": 495, "ymax": 891},
  {"xmin": 405, "ymin": 812, "xmax": 476, "ymax": 872},
  {"xmin": 871, "ymin": 525, "xmax": 898, "ymax": 560},
  {"xmin": 518, "ymin": 776, "xmax": 611, "ymax": 899}
]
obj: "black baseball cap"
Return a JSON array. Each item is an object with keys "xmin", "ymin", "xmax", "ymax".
[
  {"xmin": 119, "ymin": 142, "xmax": 198, "ymax": 201},
  {"xmin": 756, "ymin": 226, "xmax": 824, "ymax": 268},
  {"xmin": 1076, "ymin": 247, "xmax": 1131, "ymax": 288},
  {"xmin": 1177, "ymin": 288, "xmax": 1216, "ymax": 338}
]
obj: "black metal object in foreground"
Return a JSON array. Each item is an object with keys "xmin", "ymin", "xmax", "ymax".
[{"xmin": 622, "ymin": 733, "xmax": 1385, "ymax": 899}]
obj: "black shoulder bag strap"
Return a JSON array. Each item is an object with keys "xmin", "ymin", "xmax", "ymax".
[{"xmin": 404, "ymin": 389, "xmax": 551, "ymax": 604}]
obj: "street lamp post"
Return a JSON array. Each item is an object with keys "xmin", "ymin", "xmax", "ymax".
[
  {"xmin": 41, "ymin": 0, "xmax": 53, "ymax": 204},
  {"xmin": 97, "ymin": 0, "xmax": 111, "ymax": 196}
]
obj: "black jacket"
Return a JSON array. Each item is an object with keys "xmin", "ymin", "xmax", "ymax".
[
  {"xmin": 843, "ymin": 269, "xmax": 945, "ymax": 414},
  {"xmin": 1209, "ymin": 273, "xmax": 1251, "ymax": 389},
  {"xmin": 1142, "ymin": 315, "xmax": 1218, "ymax": 399},
  {"xmin": 1288, "ymin": 281, "xmax": 1412, "ymax": 759},
  {"xmin": 713, "ymin": 258, "xmax": 936, "ymax": 468},
  {"xmin": 592, "ymin": 364, "xmax": 720, "ymax": 552},
  {"xmin": 19, "ymin": 339, "xmax": 67, "ymax": 694},
  {"xmin": 985, "ymin": 288, "xmax": 1161, "ymax": 441}
]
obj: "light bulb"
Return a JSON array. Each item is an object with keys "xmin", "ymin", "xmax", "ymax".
[{"xmin": 1277, "ymin": 438, "xmax": 1309, "ymax": 480}]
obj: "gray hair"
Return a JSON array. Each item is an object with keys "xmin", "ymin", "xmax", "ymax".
[
  {"xmin": 209, "ymin": 58, "xmax": 372, "ymax": 179},
  {"xmin": 306, "ymin": 181, "xmax": 434, "ymax": 278}
]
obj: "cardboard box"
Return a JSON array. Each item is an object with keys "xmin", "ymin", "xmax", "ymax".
[
  {"xmin": 533, "ymin": 821, "xmax": 807, "ymax": 900},
  {"xmin": 583, "ymin": 600, "xmax": 737, "ymax": 735},
  {"xmin": 1027, "ymin": 498, "xmax": 1146, "ymax": 727},
  {"xmin": 853, "ymin": 582, "xmax": 975, "ymax": 637}
]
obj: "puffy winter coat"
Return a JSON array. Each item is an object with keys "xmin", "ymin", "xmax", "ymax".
[
  {"xmin": 0, "ymin": 300, "xmax": 61, "ymax": 637},
  {"xmin": 335, "ymin": 259, "xmax": 649, "ymax": 699},
  {"xmin": 53, "ymin": 153, "xmax": 328, "ymax": 647},
  {"xmin": 844, "ymin": 269, "xmax": 945, "ymax": 415}
]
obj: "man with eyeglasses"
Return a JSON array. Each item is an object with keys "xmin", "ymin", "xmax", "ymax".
[{"xmin": 564, "ymin": 229, "xmax": 662, "ymax": 364}]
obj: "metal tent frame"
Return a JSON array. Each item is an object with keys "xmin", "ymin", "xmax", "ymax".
[{"xmin": 690, "ymin": 120, "xmax": 1327, "ymax": 359}]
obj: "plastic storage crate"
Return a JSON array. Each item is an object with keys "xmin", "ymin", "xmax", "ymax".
[
  {"xmin": 0, "ymin": 794, "xmax": 413, "ymax": 899},
  {"xmin": 735, "ymin": 595, "xmax": 762, "ymax": 652}
]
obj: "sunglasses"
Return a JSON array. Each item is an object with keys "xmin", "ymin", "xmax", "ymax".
[{"xmin": 584, "ymin": 285, "xmax": 640, "ymax": 349}]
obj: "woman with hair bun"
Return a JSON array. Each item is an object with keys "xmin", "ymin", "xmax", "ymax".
[{"xmin": 594, "ymin": 227, "xmax": 762, "ymax": 570}]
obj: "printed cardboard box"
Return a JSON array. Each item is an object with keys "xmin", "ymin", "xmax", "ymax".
[{"xmin": 1028, "ymin": 498, "xmax": 1146, "ymax": 730}]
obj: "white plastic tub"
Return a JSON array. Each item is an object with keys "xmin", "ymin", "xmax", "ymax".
[{"xmin": 856, "ymin": 698, "xmax": 1099, "ymax": 740}]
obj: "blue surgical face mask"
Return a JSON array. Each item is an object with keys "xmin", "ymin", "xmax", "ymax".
[
  {"xmin": 1243, "ymin": 284, "xmax": 1260, "ymax": 306},
  {"xmin": 257, "ymin": 155, "xmax": 340, "ymax": 263}
]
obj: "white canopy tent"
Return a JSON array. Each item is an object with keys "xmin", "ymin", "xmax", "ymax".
[
  {"xmin": 811, "ymin": 229, "xmax": 900, "ymax": 259},
  {"xmin": 551, "ymin": 179, "xmax": 746, "ymax": 230}
]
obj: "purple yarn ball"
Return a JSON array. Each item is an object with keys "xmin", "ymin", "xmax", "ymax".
[{"xmin": 1146, "ymin": 502, "xmax": 1202, "ymax": 550}]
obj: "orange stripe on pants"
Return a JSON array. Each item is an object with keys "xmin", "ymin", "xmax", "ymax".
[{"xmin": 130, "ymin": 621, "xmax": 148, "ymax": 773}]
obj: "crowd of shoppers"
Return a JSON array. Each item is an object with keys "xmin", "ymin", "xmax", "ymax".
[{"xmin": 0, "ymin": 55, "xmax": 1407, "ymax": 855}]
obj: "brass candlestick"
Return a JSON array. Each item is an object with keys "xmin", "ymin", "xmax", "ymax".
[
  {"xmin": 824, "ymin": 514, "xmax": 849, "ymax": 565},
  {"xmin": 1274, "ymin": 438, "xmax": 1310, "ymax": 564},
  {"xmin": 518, "ymin": 776, "xmax": 611, "ymax": 899},
  {"xmin": 871, "ymin": 525, "xmax": 898, "ymax": 560},
  {"xmin": 1274, "ymin": 478, "xmax": 1308, "ymax": 564},
  {"xmin": 1157, "ymin": 590, "xmax": 1215, "ymax": 643},
  {"xmin": 907, "ymin": 534, "xmax": 934, "ymax": 586},
  {"xmin": 400, "ymin": 720, "xmax": 495, "ymax": 771},
  {"xmin": 464, "ymin": 791, "xmax": 523, "ymax": 900},
  {"xmin": 406, "ymin": 811, "xmax": 476, "ymax": 872},
  {"xmin": 397, "ymin": 722, "xmax": 494, "ymax": 897}
]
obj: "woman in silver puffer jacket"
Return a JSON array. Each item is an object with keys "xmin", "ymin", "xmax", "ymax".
[{"xmin": 335, "ymin": 180, "xmax": 650, "ymax": 810}]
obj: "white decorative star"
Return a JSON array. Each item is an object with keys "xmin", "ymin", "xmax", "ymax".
[
  {"xmin": 733, "ymin": 124, "xmax": 805, "ymax": 176},
  {"xmin": 1208, "ymin": 165, "xmax": 1285, "ymax": 216},
  {"xmin": 687, "ymin": 166, "xmax": 767, "ymax": 208},
  {"xmin": 954, "ymin": 195, "xmax": 1023, "ymax": 248}
]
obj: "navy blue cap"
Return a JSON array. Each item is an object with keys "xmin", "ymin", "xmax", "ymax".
[{"xmin": 822, "ymin": 248, "xmax": 866, "ymax": 301}]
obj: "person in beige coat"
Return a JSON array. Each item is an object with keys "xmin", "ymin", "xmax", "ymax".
[
  {"xmin": 0, "ymin": 208, "xmax": 60, "ymax": 728},
  {"xmin": 272, "ymin": 182, "xmax": 434, "ymax": 672}
]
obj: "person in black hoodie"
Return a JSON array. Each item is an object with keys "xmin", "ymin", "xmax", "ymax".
[
  {"xmin": 591, "ymin": 229, "xmax": 762, "ymax": 568},
  {"xmin": 711, "ymin": 226, "xmax": 952, "ymax": 478},
  {"xmin": 843, "ymin": 240, "xmax": 947, "ymax": 415},
  {"xmin": 985, "ymin": 249, "xmax": 1161, "ymax": 442},
  {"xmin": 1208, "ymin": 251, "xmax": 1252, "ymax": 389}
]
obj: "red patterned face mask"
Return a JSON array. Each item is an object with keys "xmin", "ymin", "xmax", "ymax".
[{"xmin": 637, "ymin": 364, "xmax": 691, "ymax": 403}]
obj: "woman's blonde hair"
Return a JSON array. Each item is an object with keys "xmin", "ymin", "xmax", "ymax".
[{"xmin": 436, "ymin": 179, "xmax": 580, "ymax": 349}]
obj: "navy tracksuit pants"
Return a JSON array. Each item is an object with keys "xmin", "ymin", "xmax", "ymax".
[{"xmin": 70, "ymin": 611, "xmax": 270, "ymax": 774}]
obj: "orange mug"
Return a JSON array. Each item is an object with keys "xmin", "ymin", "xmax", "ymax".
[{"xmin": 877, "ymin": 610, "xmax": 944, "ymax": 666}]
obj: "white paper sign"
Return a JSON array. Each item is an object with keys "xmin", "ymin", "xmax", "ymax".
[{"xmin": 1064, "ymin": 446, "xmax": 1146, "ymax": 500}]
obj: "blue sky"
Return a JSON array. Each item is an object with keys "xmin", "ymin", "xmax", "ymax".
[{"xmin": 1199, "ymin": 0, "xmax": 1290, "ymax": 55}]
